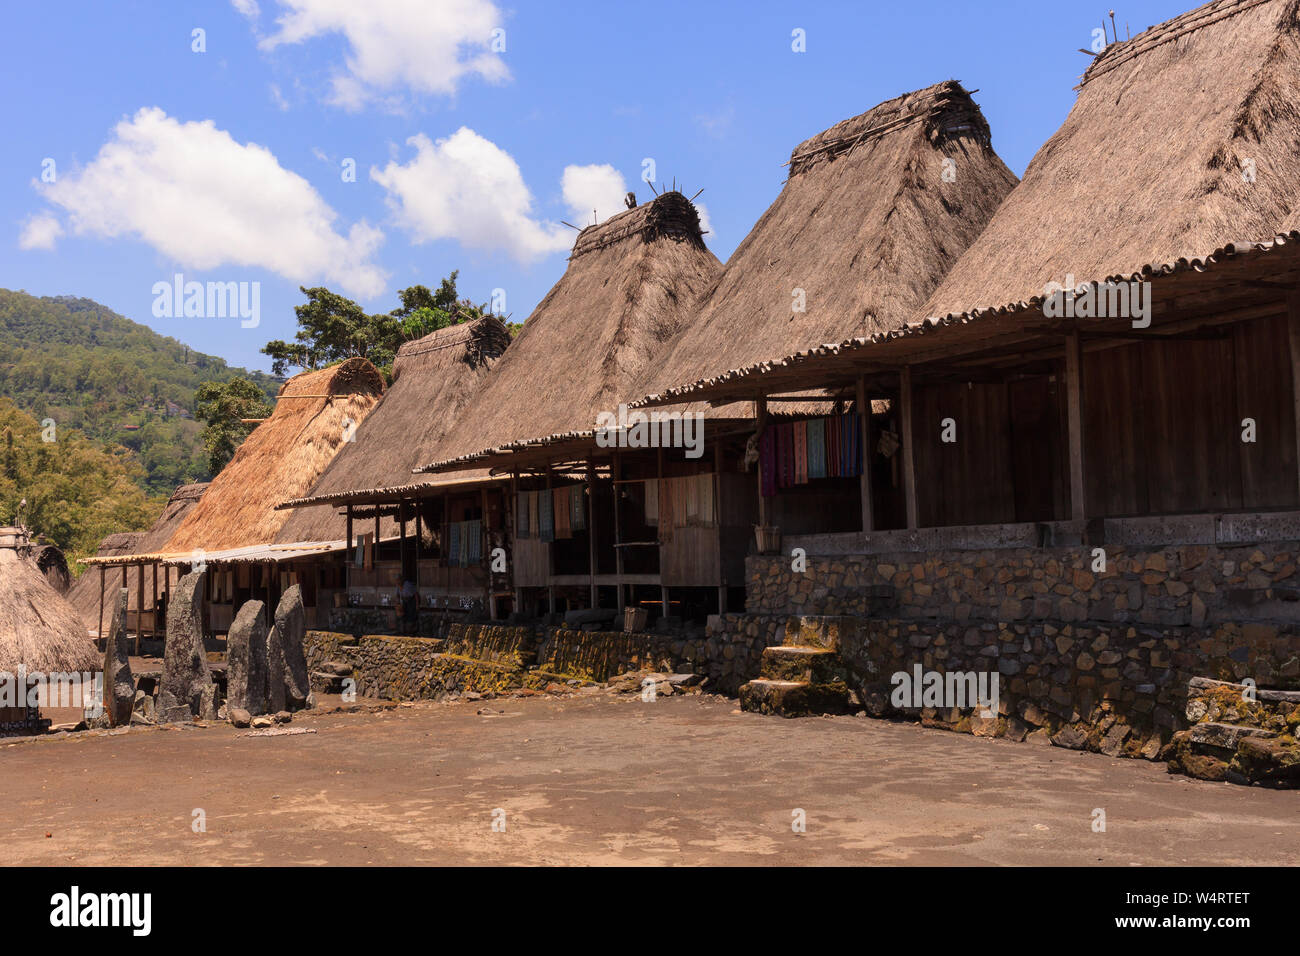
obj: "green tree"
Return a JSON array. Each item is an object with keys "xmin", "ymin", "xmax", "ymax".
[
  {"xmin": 262, "ymin": 273, "xmax": 493, "ymax": 380},
  {"xmin": 194, "ymin": 378, "xmax": 274, "ymax": 475}
]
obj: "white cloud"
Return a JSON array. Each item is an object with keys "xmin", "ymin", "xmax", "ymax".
[
  {"xmin": 372, "ymin": 128, "xmax": 571, "ymax": 263},
  {"xmin": 561, "ymin": 164, "xmax": 629, "ymax": 228},
  {"xmin": 695, "ymin": 201, "xmax": 715, "ymax": 241},
  {"xmin": 18, "ymin": 215, "xmax": 63, "ymax": 251},
  {"xmin": 30, "ymin": 107, "xmax": 386, "ymax": 297},
  {"xmin": 232, "ymin": 0, "xmax": 261, "ymax": 19},
  {"xmin": 255, "ymin": 0, "xmax": 508, "ymax": 108}
]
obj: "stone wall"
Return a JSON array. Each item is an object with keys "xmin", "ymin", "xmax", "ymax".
[
  {"xmin": 749, "ymin": 543, "xmax": 1300, "ymax": 647},
  {"xmin": 732, "ymin": 542, "xmax": 1300, "ymax": 761},
  {"xmin": 304, "ymin": 629, "xmax": 540, "ymax": 700},
  {"xmin": 301, "ymin": 617, "xmax": 784, "ymax": 701}
]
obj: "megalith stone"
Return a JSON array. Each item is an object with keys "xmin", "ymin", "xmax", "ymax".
[
  {"xmin": 158, "ymin": 570, "xmax": 212, "ymax": 720},
  {"xmin": 274, "ymin": 585, "xmax": 311, "ymax": 708},
  {"xmin": 101, "ymin": 587, "xmax": 135, "ymax": 727},
  {"xmin": 265, "ymin": 612, "xmax": 287, "ymax": 714},
  {"xmin": 227, "ymin": 599, "xmax": 268, "ymax": 716}
]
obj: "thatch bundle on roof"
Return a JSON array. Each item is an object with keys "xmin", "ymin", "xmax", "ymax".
[
  {"xmin": 426, "ymin": 191, "xmax": 722, "ymax": 458},
  {"xmin": 65, "ymin": 483, "xmax": 208, "ymax": 632},
  {"xmin": 923, "ymin": 0, "xmax": 1300, "ymax": 320},
  {"xmin": 636, "ymin": 81, "xmax": 1017, "ymax": 408},
  {"xmin": 0, "ymin": 547, "xmax": 99, "ymax": 673},
  {"xmin": 276, "ymin": 317, "xmax": 511, "ymax": 542},
  {"xmin": 164, "ymin": 359, "xmax": 384, "ymax": 553}
]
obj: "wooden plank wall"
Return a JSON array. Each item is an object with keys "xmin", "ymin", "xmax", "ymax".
[{"xmin": 1084, "ymin": 313, "xmax": 1297, "ymax": 516}]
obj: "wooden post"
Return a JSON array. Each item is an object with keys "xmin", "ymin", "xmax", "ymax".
[
  {"xmin": 510, "ymin": 471, "xmax": 523, "ymax": 614},
  {"xmin": 612, "ymin": 452, "xmax": 625, "ymax": 612},
  {"xmin": 1287, "ymin": 292, "xmax": 1300, "ymax": 503},
  {"xmin": 714, "ymin": 441, "xmax": 725, "ymax": 615},
  {"xmin": 345, "ymin": 504, "xmax": 353, "ymax": 567},
  {"xmin": 545, "ymin": 469, "xmax": 556, "ymax": 615},
  {"xmin": 856, "ymin": 375, "xmax": 874, "ymax": 533},
  {"xmin": 587, "ymin": 461, "xmax": 598, "ymax": 609},
  {"xmin": 482, "ymin": 486, "xmax": 496, "ymax": 619},
  {"xmin": 1065, "ymin": 330, "xmax": 1087, "ymax": 522},
  {"xmin": 135, "ymin": 562, "xmax": 144, "ymax": 654},
  {"xmin": 755, "ymin": 398, "xmax": 769, "ymax": 528},
  {"xmin": 97, "ymin": 566, "xmax": 106, "ymax": 641},
  {"xmin": 657, "ymin": 447, "xmax": 669, "ymax": 620},
  {"xmin": 899, "ymin": 366, "xmax": 919, "ymax": 529},
  {"xmin": 151, "ymin": 561, "xmax": 159, "ymax": 640}
]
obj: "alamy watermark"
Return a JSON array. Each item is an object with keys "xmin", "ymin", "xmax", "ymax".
[
  {"xmin": 1042, "ymin": 274, "xmax": 1151, "ymax": 329},
  {"xmin": 594, "ymin": 403, "xmax": 704, "ymax": 459},
  {"xmin": 152, "ymin": 273, "xmax": 260, "ymax": 328},
  {"xmin": 890, "ymin": 665, "xmax": 999, "ymax": 718}
]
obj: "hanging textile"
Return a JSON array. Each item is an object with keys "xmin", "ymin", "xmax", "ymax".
[
  {"xmin": 790, "ymin": 421, "xmax": 800, "ymax": 486},
  {"xmin": 685, "ymin": 474, "xmax": 700, "ymax": 524},
  {"xmin": 698, "ymin": 473, "xmax": 716, "ymax": 526},
  {"xmin": 807, "ymin": 417, "xmax": 827, "ymax": 480},
  {"xmin": 553, "ymin": 486, "xmax": 571, "ymax": 539},
  {"xmin": 539, "ymin": 489, "xmax": 555, "ymax": 543},
  {"xmin": 464, "ymin": 519, "xmax": 481, "ymax": 564},
  {"xmin": 447, "ymin": 521, "xmax": 462, "ymax": 568},
  {"xmin": 516, "ymin": 491, "xmax": 530, "ymax": 539},
  {"xmin": 759, "ymin": 429, "xmax": 776, "ymax": 497},
  {"xmin": 571, "ymin": 484, "xmax": 586, "ymax": 531},
  {"xmin": 528, "ymin": 491, "xmax": 539, "ymax": 540},
  {"xmin": 658, "ymin": 475, "xmax": 673, "ymax": 541},
  {"xmin": 644, "ymin": 479, "xmax": 659, "ymax": 522}
]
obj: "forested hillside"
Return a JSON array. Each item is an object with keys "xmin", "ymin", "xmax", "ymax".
[
  {"xmin": 0, "ymin": 289, "xmax": 278, "ymax": 495},
  {"xmin": 0, "ymin": 399, "xmax": 158, "ymax": 561}
]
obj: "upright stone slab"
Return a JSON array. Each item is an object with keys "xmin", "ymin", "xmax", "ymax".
[
  {"xmin": 265, "ymin": 611, "xmax": 287, "ymax": 714},
  {"xmin": 101, "ymin": 587, "xmax": 135, "ymax": 727},
  {"xmin": 226, "ymin": 600, "xmax": 268, "ymax": 716},
  {"xmin": 274, "ymin": 585, "xmax": 310, "ymax": 708},
  {"xmin": 158, "ymin": 570, "xmax": 212, "ymax": 720}
]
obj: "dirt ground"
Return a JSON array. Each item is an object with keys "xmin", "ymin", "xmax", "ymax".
[{"xmin": 3, "ymin": 690, "xmax": 1297, "ymax": 866}]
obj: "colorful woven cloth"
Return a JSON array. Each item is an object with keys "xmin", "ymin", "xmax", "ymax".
[
  {"xmin": 807, "ymin": 418, "xmax": 826, "ymax": 479},
  {"xmin": 571, "ymin": 484, "xmax": 586, "ymax": 531},
  {"xmin": 539, "ymin": 489, "xmax": 554, "ymax": 542}
]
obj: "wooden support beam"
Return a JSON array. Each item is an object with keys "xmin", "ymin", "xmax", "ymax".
[
  {"xmin": 586, "ymin": 461, "xmax": 598, "ymax": 609},
  {"xmin": 755, "ymin": 398, "xmax": 769, "ymax": 528},
  {"xmin": 899, "ymin": 366, "xmax": 919, "ymax": 529},
  {"xmin": 97, "ymin": 566, "xmax": 106, "ymax": 642},
  {"xmin": 345, "ymin": 505, "xmax": 353, "ymax": 562},
  {"xmin": 136, "ymin": 561, "xmax": 144, "ymax": 654},
  {"xmin": 1064, "ymin": 330, "xmax": 1087, "ymax": 522},
  {"xmin": 612, "ymin": 452, "xmax": 625, "ymax": 612},
  {"xmin": 856, "ymin": 375, "xmax": 874, "ymax": 533},
  {"xmin": 1288, "ymin": 291, "xmax": 1300, "ymax": 503},
  {"xmin": 545, "ymin": 469, "xmax": 556, "ymax": 615},
  {"xmin": 483, "ymin": 487, "xmax": 496, "ymax": 620}
]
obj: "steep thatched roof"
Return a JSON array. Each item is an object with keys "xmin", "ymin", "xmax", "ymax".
[
  {"xmin": 421, "ymin": 192, "xmax": 721, "ymax": 462},
  {"xmin": 635, "ymin": 81, "xmax": 1017, "ymax": 408},
  {"xmin": 923, "ymin": 0, "xmax": 1300, "ymax": 320},
  {"xmin": 275, "ymin": 318, "xmax": 511, "ymax": 541},
  {"xmin": 165, "ymin": 360, "xmax": 383, "ymax": 553},
  {"xmin": 0, "ymin": 547, "xmax": 98, "ymax": 672},
  {"xmin": 66, "ymin": 483, "xmax": 208, "ymax": 632}
]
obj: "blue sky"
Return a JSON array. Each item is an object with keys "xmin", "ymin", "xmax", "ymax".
[{"xmin": 1, "ymin": 0, "xmax": 1196, "ymax": 374}]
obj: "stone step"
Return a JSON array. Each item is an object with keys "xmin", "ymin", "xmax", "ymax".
[
  {"xmin": 759, "ymin": 645, "xmax": 842, "ymax": 683},
  {"xmin": 739, "ymin": 678, "xmax": 854, "ymax": 718},
  {"xmin": 782, "ymin": 615, "xmax": 862, "ymax": 651}
]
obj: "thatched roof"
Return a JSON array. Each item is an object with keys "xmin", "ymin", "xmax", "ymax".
[
  {"xmin": 634, "ymin": 81, "xmax": 1017, "ymax": 409},
  {"xmin": 66, "ymin": 483, "xmax": 208, "ymax": 632},
  {"xmin": 275, "ymin": 318, "xmax": 511, "ymax": 541},
  {"xmin": 418, "ymin": 192, "xmax": 721, "ymax": 465},
  {"xmin": 0, "ymin": 548, "xmax": 98, "ymax": 673},
  {"xmin": 164, "ymin": 360, "xmax": 383, "ymax": 553},
  {"xmin": 922, "ymin": 0, "xmax": 1300, "ymax": 320}
]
